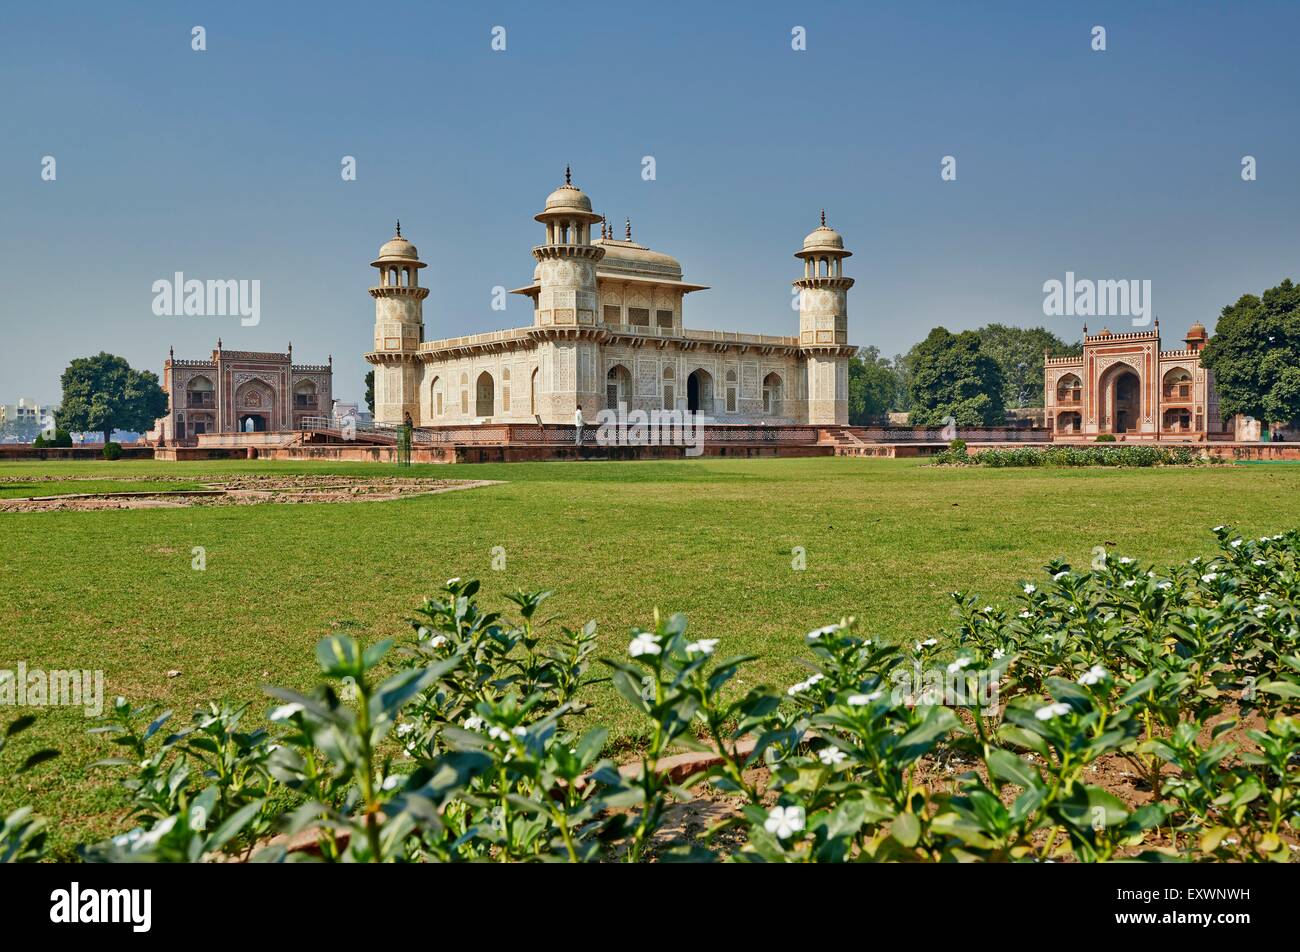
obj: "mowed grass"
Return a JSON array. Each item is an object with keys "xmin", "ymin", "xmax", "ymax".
[{"xmin": 3, "ymin": 455, "xmax": 1300, "ymax": 856}]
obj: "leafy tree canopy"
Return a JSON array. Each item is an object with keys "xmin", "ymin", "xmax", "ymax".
[
  {"xmin": 974, "ymin": 323, "xmax": 1081, "ymax": 409},
  {"xmin": 364, "ymin": 370, "xmax": 375, "ymax": 415},
  {"xmin": 907, "ymin": 327, "xmax": 1006, "ymax": 426},
  {"xmin": 57, "ymin": 352, "xmax": 167, "ymax": 442},
  {"xmin": 1200, "ymin": 279, "xmax": 1300, "ymax": 423},
  {"xmin": 847, "ymin": 346, "xmax": 899, "ymax": 424}
]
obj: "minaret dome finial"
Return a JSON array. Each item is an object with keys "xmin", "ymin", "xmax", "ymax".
[
  {"xmin": 821, "ymin": 208, "xmax": 826, "ymax": 227},
  {"xmin": 565, "ymin": 165, "xmax": 571, "ymax": 186},
  {"xmin": 395, "ymin": 219, "xmax": 401, "ymax": 237}
]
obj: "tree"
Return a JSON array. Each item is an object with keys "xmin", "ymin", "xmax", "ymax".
[
  {"xmin": 364, "ymin": 370, "xmax": 375, "ymax": 415},
  {"xmin": 974, "ymin": 324, "xmax": 1082, "ymax": 409},
  {"xmin": 57, "ymin": 353, "xmax": 167, "ymax": 443},
  {"xmin": 1201, "ymin": 279, "xmax": 1300, "ymax": 424},
  {"xmin": 847, "ymin": 346, "xmax": 898, "ymax": 424},
  {"xmin": 907, "ymin": 327, "xmax": 1006, "ymax": 426}
]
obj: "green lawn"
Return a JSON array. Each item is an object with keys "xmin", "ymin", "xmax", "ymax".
[{"xmin": 3, "ymin": 455, "xmax": 1300, "ymax": 856}]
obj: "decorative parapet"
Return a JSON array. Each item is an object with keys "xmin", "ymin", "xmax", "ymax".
[
  {"xmin": 1159, "ymin": 349, "xmax": 1203, "ymax": 360},
  {"xmin": 1044, "ymin": 355, "xmax": 1084, "ymax": 366},
  {"xmin": 1084, "ymin": 329, "xmax": 1158, "ymax": 343}
]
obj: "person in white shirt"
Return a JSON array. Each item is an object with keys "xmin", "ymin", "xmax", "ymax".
[{"xmin": 574, "ymin": 406, "xmax": 584, "ymax": 445}]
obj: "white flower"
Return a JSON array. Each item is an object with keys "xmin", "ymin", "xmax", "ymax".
[
  {"xmin": 1023, "ymin": 583, "xmax": 1036, "ymax": 595},
  {"xmin": 1053, "ymin": 570, "xmax": 1070, "ymax": 581},
  {"xmin": 1201, "ymin": 573, "xmax": 1218, "ymax": 583},
  {"xmin": 983, "ymin": 606, "xmax": 995, "ymax": 613},
  {"xmin": 1190, "ymin": 556, "xmax": 1201, "ymax": 565},
  {"xmin": 818, "ymin": 747, "xmax": 848, "ymax": 766},
  {"xmin": 428, "ymin": 634, "xmax": 448, "ymax": 648},
  {"xmin": 1157, "ymin": 581, "xmax": 1172, "ymax": 590},
  {"xmin": 1068, "ymin": 605, "xmax": 1077, "ymax": 613},
  {"xmin": 1230, "ymin": 539, "xmax": 1243, "ymax": 549},
  {"xmin": 947, "ymin": 657, "xmax": 974, "ymax": 674},
  {"xmin": 1077, "ymin": 665, "xmax": 1108, "ymax": 686},
  {"xmin": 847, "ymin": 690, "xmax": 883, "ymax": 706},
  {"xmin": 991, "ymin": 648, "xmax": 1006, "ymax": 660},
  {"xmin": 1122, "ymin": 580, "xmax": 1137, "ymax": 588},
  {"xmin": 381, "ymin": 774, "xmax": 401, "ymax": 791},
  {"xmin": 686, "ymin": 638, "xmax": 719, "ymax": 656},
  {"xmin": 915, "ymin": 638, "xmax": 938, "ymax": 650},
  {"xmin": 1119, "ymin": 557, "xmax": 1135, "ymax": 565},
  {"xmin": 396, "ymin": 722, "xmax": 414, "ymax": 736},
  {"xmin": 1019, "ymin": 610, "xmax": 1031, "ymax": 619},
  {"xmin": 806, "ymin": 624, "xmax": 839, "ymax": 640},
  {"xmin": 806, "ymin": 673, "xmax": 824, "ymax": 686},
  {"xmin": 269, "ymin": 703, "xmax": 304, "ymax": 722},
  {"xmin": 463, "ymin": 715, "xmax": 484, "ymax": 731},
  {"xmin": 787, "ymin": 681, "xmax": 808, "ymax": 696},
  {"xmin": 1253, "ymin": 559, "xmax": 1267, "ymax": 567},
  {"xmin": 488, "ymin": 726, "xmax": 511, "ymax": 741},
  {"xmin": 446, "ymin": 577, "xmax": 461, "ymax": 586},
  {"xmin": 1212, "ymin": 526, "xmax": 1226, "ymax": 533},
  {"xmin": 511, "ymin": 725, "xmax": 527, "ymax": 737},
  {"xmin": 1035, "ymin": 702, "xmax": 1072, "ymax": 720},
  {"xmin": 628, "ymin": 633, "xmax": 662, "ymax": 657},
  {"xmin": 764, "ymin": 805, "xmax": 806, "ymax": 839}
]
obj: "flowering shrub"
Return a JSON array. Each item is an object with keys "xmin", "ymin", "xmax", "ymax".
[
  {"xmin": 3, "ymin": 527, "xmax": 1292, "ymax": 862},
  {"xmin": 953, "ymin": 445, "xmax": 1203, "ymax": 467}
]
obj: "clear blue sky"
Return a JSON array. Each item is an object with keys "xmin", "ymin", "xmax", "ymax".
[{"xmin": 2, "ymin": 0, "xmax": 1297, "ymax": 404}]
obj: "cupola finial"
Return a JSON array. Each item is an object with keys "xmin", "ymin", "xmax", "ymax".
[
  {"xmin": 625, "ymin": 217, "xmax": 631, "ymax": 241},
  {"xmin": 820, "ymin": 208, "xmax": 826, "ymax": 227},
  {"xmin": 565, "ymin": 165, "xmax": 571, "ymax": 186},
  {"xmin": 395, "ymin": 219, "xmax": 401, "ymax": 237}
]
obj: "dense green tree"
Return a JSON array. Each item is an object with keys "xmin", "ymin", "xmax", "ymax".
[
  {"xmin": 907, "ymin": 327, "xmax": 1006, "ymax": 426},
  {"xmin": 847, "ymin": 346, "xmax": 899, "ymax": 424},
  {"xmin": 364, "ymin": 370, "xmax": 375, "ymax": 415},
  {"xmin": 57, "ymin": 353, "xmax": 167, "ymax": 443},
  {"xmin": 974, "ymin": 323, "xmax": 1081, "ymax": 409},
  {"xmin": 1200, "ymin": 279, "xmax": 1300, "ymax": 424}
]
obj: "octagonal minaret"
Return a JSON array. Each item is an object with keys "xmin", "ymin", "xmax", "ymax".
[
  {"xmin": 529, "ymin": 168, "xmax": 606, "ymax": 420},
  {"xmin": 794, "ymin": 212, "xmax": 854, "ymax": 425},
  {"xmin": 366, "ymin": 223, "xmax": 428, "ymax": 425}
]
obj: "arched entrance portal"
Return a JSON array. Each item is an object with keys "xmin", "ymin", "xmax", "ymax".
[
  {"xmin": 606, "ymin": 365, "xmax": 631, "ymax": 410},
  {"xmin": 687, "ymin": 369, "xmax": 713, "ymax": 414},
  {"xmin": 475, "ymin": 371, "xmax": 495, "ymax": 417},
  {"xmin": 239, "ymin": 414, "xmax": 268, "ymax": 432},
  {"xmin": 1099, "ymin": 363, "xmax": 1142, "ymax": 434}
]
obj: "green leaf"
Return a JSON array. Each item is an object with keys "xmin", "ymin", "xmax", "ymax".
[
  {"xmin": 315, "ymin": 636, "xmax": 362, "ymax": 678},
  {"xmin": 891, "ymin": 812, "xmax": 921, "ymax": 848},
  {"xmin": 5, "ymin": 715, "xmax": 36, "ymax": 737},
  {"xmin": 986, "ymin": 748, "xmax": 1039, "ymax": 789},
  {"xmin": 18, "ymin": 749, "xmax": 59, "ymax": 773}
]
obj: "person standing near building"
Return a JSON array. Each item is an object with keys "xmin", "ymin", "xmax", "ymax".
[{"xmin": 574, "ymin": 406, "xmax": 586, "ymax": 445}]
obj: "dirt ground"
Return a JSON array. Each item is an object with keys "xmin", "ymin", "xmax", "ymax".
[{"xmin": 0, "ymin": 474, "xmax": 500, "ymax": 511}]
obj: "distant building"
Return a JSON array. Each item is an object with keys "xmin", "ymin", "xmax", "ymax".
[
  {"xmin": 1, "ymin": 399, "xmax": 57, "ymax": 441},
  {"xmin": 155, "ymin": 342, "xmax": 333, "ymax": 440},
  {"xmin": 365, "ymin": 170, "xmax": 856, "ymax": 428},
  {"xmin": 1043, "ymin": 322, "xmax": 1226, "ymax": 440}
]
